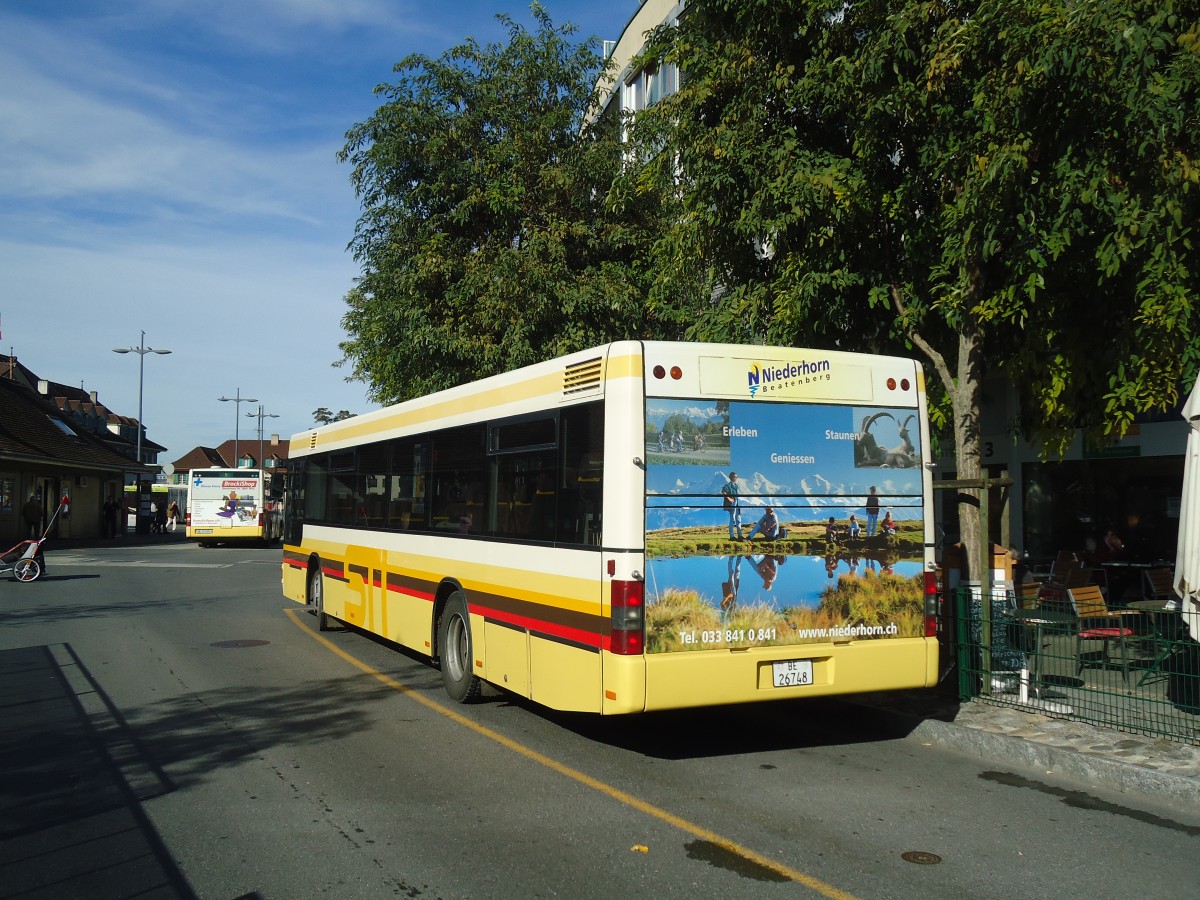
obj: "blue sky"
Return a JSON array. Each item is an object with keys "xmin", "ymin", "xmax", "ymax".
[{"xmin": 0, "ymin": 0, "xmax": 638, "ymax": 463}]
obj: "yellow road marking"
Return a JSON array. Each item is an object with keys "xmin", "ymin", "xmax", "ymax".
[{"xmin": 284, "ymin": 606, "xmax": 859, "ymax": 899}]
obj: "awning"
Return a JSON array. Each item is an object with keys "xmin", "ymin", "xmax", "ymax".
[{"xmin": 1175, "ymin": 378, "xmax": 1200, "ymax": 640}]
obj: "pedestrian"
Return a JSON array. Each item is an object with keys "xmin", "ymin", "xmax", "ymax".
[
  {"xmin": 103, "ymin": 493, "xmax": 121, "ymax": 538},
  {"xmin": 721, "ymin": 471, "xmax": 744, "ymax": 540},
  {"xmin": 154, "ymin": 499, "xmax": 168, "ymax": 534},
  {"xmin": 167, "ymin": 499, "xmax": 181, "ymax": 532},
  {"xmin": 22, "ymin": 494, "xmax": 41, "ymax": 539}
]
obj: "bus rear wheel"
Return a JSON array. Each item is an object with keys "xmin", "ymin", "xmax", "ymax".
[
  {"xmin": 438, "ymin": 592, "xmax": 482, "ymax": 703},
  {"xmin": 309, "ymin": 566, "xmax": 333, "ymax": 632}
]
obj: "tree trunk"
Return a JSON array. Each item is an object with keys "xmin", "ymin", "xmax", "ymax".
[
  {"xmin": 951, "ymin": 327, "xmax": 985, "ymax": 581},
  {"xmin": 890, "ymin": 283, "xmax": 986, "ymax": 579}
]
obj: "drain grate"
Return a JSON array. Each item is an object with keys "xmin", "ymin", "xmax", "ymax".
[{"xmin": 210, "ymin": 639, "xmax": 270, "ymax": 649}]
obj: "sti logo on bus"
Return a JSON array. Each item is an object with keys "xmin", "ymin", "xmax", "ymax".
[{"xmin": 746, "ymin": 358, "xmax": 832, "ymax": 397}]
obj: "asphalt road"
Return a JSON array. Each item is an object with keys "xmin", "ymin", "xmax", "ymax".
[{"xmin": 2, "ymin": 539, "xmax": 1198, "ymax": 899}]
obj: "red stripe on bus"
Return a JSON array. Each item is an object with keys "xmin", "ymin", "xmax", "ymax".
[
  {"xmin": 472, "ymin": 602, "xmax": 603, "ymax": 649},
  {"xmin": 386, "ymin": 582, "xmax": 436, "ymax": 603}
]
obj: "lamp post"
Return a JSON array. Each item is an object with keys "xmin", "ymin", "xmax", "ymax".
[
  {"xmin": 112, "ymin": 331, "xmax": 171, "ymax": 466},
  {"xmin": 246, "ymin": 404, "xmax": 280, "ymax": 469},
  {"xmin": 218, "ymin": 389, "xmax": 258, "ymax": 467}
]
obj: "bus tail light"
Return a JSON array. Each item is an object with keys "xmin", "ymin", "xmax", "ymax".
[
  {"xmin": 923, "ymin": 571, "xmax": 939, "ymax": 637},
  {"xmin": 185, "ymin": 511, "xmax": 191, "ymax": 527},
  {"xmin": 259, "ymin": 511, "xmax": 265, "ymax": 527},
  {"xmin": 610, "ymin": 579, "xmax": 645, "ymax": 655}
]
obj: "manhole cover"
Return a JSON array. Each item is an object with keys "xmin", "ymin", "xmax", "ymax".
[
  {"xmin": 210, "ymin": 639, "xmax": 270, "ymax": 649},
  {"xmin": 901, "ymin": 851, "xmax": 942, "ymax": 865}
]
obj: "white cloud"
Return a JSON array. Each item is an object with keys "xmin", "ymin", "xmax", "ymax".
[{"xmin": 0, "ymin": 0, "xmax": 621, "ymax": 460}]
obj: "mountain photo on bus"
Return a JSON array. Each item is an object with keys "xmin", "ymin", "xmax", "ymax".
[{"xmin": 644, "ymin": 400, "xmax": 925, "ymax": 653}]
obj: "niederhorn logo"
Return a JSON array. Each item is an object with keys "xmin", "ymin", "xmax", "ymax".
[{"xmin": 747, "ymin": 358, "xmax": 832, "ymax": 397}]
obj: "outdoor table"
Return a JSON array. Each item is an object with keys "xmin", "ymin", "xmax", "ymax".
[
  {"xmin": 1006, "ymin": 607, "xmax": 1075, "ymax": 701},
  {"xmin": 1125, "ymin": 598, "xmax": 1185, "ymax": 686},
  {"xmin": 1100, "ymin": 560, "xmax": 1156, "ymax": 603}
]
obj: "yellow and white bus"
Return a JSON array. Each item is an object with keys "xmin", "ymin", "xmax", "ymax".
[
  {"xmin": 187, "ymin": 468, "xmax": 282, "ymax": 545},
  {"xmin": 282, "ymin": 341, "xmax": 938, "ymax": 713}
]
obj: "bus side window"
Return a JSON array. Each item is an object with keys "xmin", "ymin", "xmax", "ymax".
[
  {"xmin": 490, "ymin": 453, "xmax": 553, "ymax": 540},
  {"xmin": 304, "ymin": 455, "xmax": 328, "ymax": 522},
  {"xmin": 283, "ymin": 458, "xmax": 306, "ymax": 543},
  {"xmin": 357, "ymin": 444, "xmax": 388, "ymax": 527},
  {"xmin": 328, "ymin": 451, "xmax": 356, "ymax": 525},
  {"xmin": 388, "ymin": 440, "xmax": 425, "ymax": 531},
  {"xmin": 560, "ymin": 403, "xmax": 604, "ymax": 545},
  {"xmin": 429, "ymin": 425, "xmax": 486, "ymax": 532},
  {"xmin": 528, "ymin": 468, "xmax": 557, "ymax": 541}
]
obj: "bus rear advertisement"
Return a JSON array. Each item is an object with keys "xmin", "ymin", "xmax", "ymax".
[{"xmin": 187, "ymin": 468, "xmax": 282, "ymax": 545}]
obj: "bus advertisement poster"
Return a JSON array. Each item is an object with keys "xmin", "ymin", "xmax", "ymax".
[{"xmin": 643, "ymin": 398, "xmax": 926, "ymax": 653}]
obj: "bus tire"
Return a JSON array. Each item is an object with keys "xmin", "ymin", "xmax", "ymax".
[
  {"xmin": 438, "ymin": 591, "xmax": 482, "ymax": 703},
  {"xmin": 309, "ymin": 566, "xmax": 334, "ymax": 632}
]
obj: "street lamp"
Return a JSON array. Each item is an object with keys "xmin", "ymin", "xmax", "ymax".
[
  {"xmin": 113, "ymin": 331, "xmax": 171, "ymax": 466},
  {"xmin": 218, "ymin": 388, "xmax": 258, "ymax": 466},
  {"xmin": 246, "ymin": 404, "xmax": 280, "ymax": 469}
]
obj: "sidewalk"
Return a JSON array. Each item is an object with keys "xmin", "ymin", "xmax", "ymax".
[
  {"xmin": 853, "ymin": 684, "xmax": 1200, "ymax": 806},
  {"xmin": 0, "ymin": 645, "xmax": 195, "ymax": 898}
]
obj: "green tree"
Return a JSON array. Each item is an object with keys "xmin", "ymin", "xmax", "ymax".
[
  {"xmin": 337, "ymin": 3, "xmax": 672, "ymax": 405},
  {"xmin": 627, "ymin": 0, "xmax": 1199, "ymax": 575},
  {"xmin": 312, "ymin": 408, "xmax": 355, "ymax": 425}
]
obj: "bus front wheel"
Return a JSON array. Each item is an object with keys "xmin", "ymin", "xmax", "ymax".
[
  {"xmin": 438, "ymin": 592, "xmax": 482, "ymax": 703},
  {"xmin": 309, "ymin": 567, "xmax": 334, "ymax": 632}
]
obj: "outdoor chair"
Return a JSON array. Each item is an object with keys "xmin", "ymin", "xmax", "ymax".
[
  {"xmin": 1143, "ymin": 567, "xmax": 1175, "ymax": 604},
  {"xmin": 1039, "ymin": 559, "xmax": 1084, "ymax": 612},
  {"xmin": 1012, "ymin": 579, "xmax": 1041, "ymax": 609},
  {"xmin": 1068, "ymin": 584, "xmax": 1136, "ymax": 682},
  {"xmin": 1050, "ymin": 551, "xmax": 1078, "ymax": 578},
  {"xmin": 1139, "ymin": 566, "xmax": 1186, "ymax": 645}
]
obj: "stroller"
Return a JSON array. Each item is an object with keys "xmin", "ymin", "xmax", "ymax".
[{"xmin": 2, "ymin": 498, "xmax": 66, "ymax": 582}]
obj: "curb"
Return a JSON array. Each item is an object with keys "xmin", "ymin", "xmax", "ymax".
[{"xmin": 905, "ymin": 714, "xmax": 1200, "ymax": 807}]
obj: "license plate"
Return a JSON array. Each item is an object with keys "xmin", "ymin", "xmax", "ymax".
[
  {"xmin": 772, "ymin": 659, "xmax": 814, "ymax": 687},
  {"xmin": 195, "ymin": 528, "xmax": 213, "ymax": 534}
]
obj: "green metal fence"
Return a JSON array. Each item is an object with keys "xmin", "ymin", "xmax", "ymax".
[{"xmin": 949, "ymin": 586, "xmax": 1200, "ymax": 745}]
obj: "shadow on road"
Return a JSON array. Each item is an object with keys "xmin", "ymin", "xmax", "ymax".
[
  {"xmin": 0, "ymin": 641, "xmax": 396, "ymax": 899},
  {"xmin": 0, "ymin": 645, "xmax": 198, "ymax": 899}
]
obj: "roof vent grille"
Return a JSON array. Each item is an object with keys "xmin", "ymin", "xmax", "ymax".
[{"xmin": 563, "ymin": 357, "xmax": 603, "ymax": 396}]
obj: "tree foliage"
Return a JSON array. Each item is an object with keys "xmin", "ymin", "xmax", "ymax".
[
  {"xmin": 626, "ymin": 0, "xmax": 1200, "ymax": 572},
  {"xmin": 337, "ymin": 3, "xmax": 673, "ymax": 404},
  {"xmin": 312, "ymin": 407, "xmax": 355, "ymax": 425}
]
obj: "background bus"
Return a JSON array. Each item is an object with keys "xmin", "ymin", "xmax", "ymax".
[
  {"xmin": 281, "ymin": 341, "xmax": 938, "ymax": 714},
  {"xmin": 187, "ymin": 468, "xmax": 282, "ymax": 545}
]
